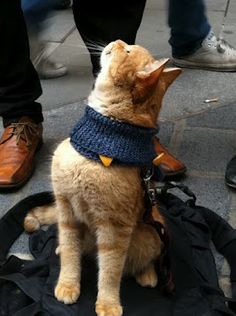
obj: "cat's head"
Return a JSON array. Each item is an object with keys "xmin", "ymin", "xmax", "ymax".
[{"xmin": 88, "ymin": 40, "xmax": 181, "ymax": 128}]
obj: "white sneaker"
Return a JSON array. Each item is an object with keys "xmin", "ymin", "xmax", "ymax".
[
  {"xmin": 172, "ymin": 30, "xmax": 236, "ymax": 72},
  {"xmin": 29, "ymin": 35, "xmax": 67, "ymax": 79},
  {"xmin": 35, "ymin": 58, "xmax": 67, "ymax": 79}
]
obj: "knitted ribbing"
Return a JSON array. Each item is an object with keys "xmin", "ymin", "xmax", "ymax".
[{"xmin": 70, "ymin": 106, "xmax": 158, "ymax": 166}]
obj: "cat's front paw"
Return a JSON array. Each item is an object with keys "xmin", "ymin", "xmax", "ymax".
[
  {"xmin": 96, "ymin": 303, "xmax": 123, "ymax": 316},
  {"xmin": 55, "ymin": 281, "xmax": 80, "ymax": 304},
  {"xmin": 135, "ymin": 267, "xmax": 158, "ymax": 288},
  {"xmin": 24, "ymin": 214, "xmax": 40, "ymax": 233}
]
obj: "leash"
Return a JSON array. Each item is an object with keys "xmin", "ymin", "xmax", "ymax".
[
  {"xmin": 142, "ymin": 163, "xmax": 198, "ymax": 294},
  {"xmin": 217, "ymin": 0, "xmax": 231, "ymax": 53},
  {"xmin": 142, "ymin": 166, "xmax": 174, "ymax": 293},
  {"xmin": 218, "ymin": 0, "xmax": 231, "ymax": 42}
]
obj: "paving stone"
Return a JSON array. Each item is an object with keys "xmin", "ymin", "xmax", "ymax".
[
  {"xmin": 39, "ymin": 43, "xmax": 93, "ymax": 111},
  {"xmin": 178, "ymin": 127, "xmax": 236, "ymax": 173},
  {"xmin": 41, "ymin": 9, "xmax": 75, "ymax": 43},
  {"xmin": 1, "ymin": 0, "xmax": 236, "ymax": 276},
  {"xmin": 9, "ymin": 233, "xmax": 30, "ymax": 255},
  {"xmin": 160, "ymin": 69, "xmax": 236, "ymax": 121},
  {"xmin": 187, "ymin": 103, "xmax": 236, "ymax": 130},
  {"xmin": 178, "ymin": 176, "xmax": 231, "ymax": 219},
  {"xmin": 157, "ymin": 122, "xmax": 174, "ymax": 146}
]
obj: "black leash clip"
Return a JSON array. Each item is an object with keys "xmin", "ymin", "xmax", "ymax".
[{"xmin": 143, "ymin": 167, "xmax": 158, "ymax": 206}]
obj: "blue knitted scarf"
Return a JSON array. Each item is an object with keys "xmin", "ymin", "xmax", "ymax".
[{"xmin": 70, "ymin": 106, "xmax": 158, "ymax": 166}]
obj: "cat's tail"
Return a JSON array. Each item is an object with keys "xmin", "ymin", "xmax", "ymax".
[{"xmin": 24, "ymin": 204, "xmax": 57, "ymax": 233}]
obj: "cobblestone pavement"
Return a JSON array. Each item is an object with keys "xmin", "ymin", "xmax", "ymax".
[{"xmin": 1, "ymin": 0, "xmax": 236, "ymax": 296}]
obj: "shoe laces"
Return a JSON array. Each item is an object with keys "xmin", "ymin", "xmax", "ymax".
[
  {"xmin": 205, "ymin": 31, "xmax": 236, "ymax": 55},
  {"xmin": 216, "ymin": 38, "xmax": 236, "ymax": 55},
  {"xmin": 0, "ymin": 121, "xmax": 40, "ymax": 147}
]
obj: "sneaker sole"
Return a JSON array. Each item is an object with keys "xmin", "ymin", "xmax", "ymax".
[
  {"xmin": 39, "ymin": 69, "xmax": 68, "ymax": 80},
  {"xmin": 161, "ymin": 166, "xmax": 187, "ymax": 178},
  {"xmin": 173, "ymin": 59, "xmax": 236, "ymax": 72}
]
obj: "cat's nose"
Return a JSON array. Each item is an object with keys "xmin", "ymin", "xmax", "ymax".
[{"xmin": 115, "ymin": 39, "xmax": 127, "ymax": 47}]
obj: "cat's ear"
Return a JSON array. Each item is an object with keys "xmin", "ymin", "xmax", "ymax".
[
  {"xmin": 132, "ymin": 58, "xmax": 169, "ymax": 103},
  {"xmin": 136, "ymin": 58, "xmax": 169, "ymax": 83},
  {"xmin": 159, "ymin": 67, "xmax": 182, "ymax": 92}
]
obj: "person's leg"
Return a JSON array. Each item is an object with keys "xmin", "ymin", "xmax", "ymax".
[
  {"xmin": 22, "ymin": 0, "xmax": 67, "ymax": 79},
  {"xmin": 0, "ymin": 1, "xmax": 43, "ymax": 125},
  {"xmin": 0, "ymin": 0, "xmax": 43, "ymax": 189},
  {"xmin": 168, "ymin": 0, "xmax": 210, "ymax": 58},
  {"xmin": 169, "ymin": 0, "xmax": 236, "ymax": 72},
  {"xmin": 72, "ymin": 0, "xmax": 146, "ymax": 76}
]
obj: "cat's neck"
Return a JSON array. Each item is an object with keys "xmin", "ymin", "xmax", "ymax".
[
  {"xmin": 87, "ymin": 89, "xmax": 106, "ymax": 115},
  {"xmin": 87, "ymin": 74, "xmax": 158, "ymax": 129},
  {"xmin": 87, "ymin": 72, "xmax": 111, "ymax": 114}
]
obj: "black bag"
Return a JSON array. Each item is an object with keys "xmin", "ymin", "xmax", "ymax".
[{"xmin": 0, "ymin": 184, "xmax": 236, "ymax": 316}]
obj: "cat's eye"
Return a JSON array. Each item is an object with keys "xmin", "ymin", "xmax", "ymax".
[{"xmin": 126, "ymin": 50, "xmax": 131, "ymax": 53}]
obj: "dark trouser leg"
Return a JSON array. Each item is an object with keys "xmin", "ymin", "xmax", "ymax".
[
  {"xmin": 72, "ymin": 0, "xmax": 146, "ymax": 76},
  {"xmin": 168, "ymin": 0, "xmax": 211, "ymax": 58},
  {"xmin": 0, "ymin": 0, "xmax": 43, "ymax": 127}
]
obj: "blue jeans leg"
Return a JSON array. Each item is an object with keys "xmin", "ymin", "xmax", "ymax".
[
  {"xmin": 168, "ymin": 0, "xmax": 211, "ymax": 57},
  {"xmin": 21, "ymin": 0, "xmax": 57, "ymax": 33}
]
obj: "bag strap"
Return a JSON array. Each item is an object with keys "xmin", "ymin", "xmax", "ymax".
[{"xmin": 155, "ymin": 181, "xmax": 197, "ymax": 206}]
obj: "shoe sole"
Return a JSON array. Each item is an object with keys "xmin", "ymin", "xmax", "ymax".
[
  {"xmin": 0, "ymin": 140, "xmax": 43, "ymax": 192},
  {"xmin": 39, "ymin": 69, "xmax": 68, "ymax": 80},
  {"xmin": 173, "ymin": 59, "xmax": 236, "ymax": 72},
  {"xmin": 162, "ymin": 166, "xmax": 187, "ymax": 178},
  {"xmin": 225, "ymin": 179, "xmax": 236, "ymax": 189}
]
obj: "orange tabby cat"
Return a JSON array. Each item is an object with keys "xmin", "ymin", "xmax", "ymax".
[{"xmin": 24, "ymin": 40, "xmax": 181, "ymax": 316}]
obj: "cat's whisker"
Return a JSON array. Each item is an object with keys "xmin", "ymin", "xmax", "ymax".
[
  {"xmin": 84, "ymin": 39, "xmax": 107, "ymax": 51},
  {"xmin": 86, "ymin": 45, "xmax": 104, "ymax": 52},
  {"xmin": 74, "ymin": 44, "xmax": 103, "ymax": 53},
  {"xmin": 90, "ymin": 52, "xmax": 103, "ymax": 56}
]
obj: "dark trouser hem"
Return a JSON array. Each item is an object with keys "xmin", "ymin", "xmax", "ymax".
[
  {"xmin": 2, "ymin": 102, "xmax": 43, "ymax": 127},
  {"xmin": 168, "ymin": 0, "xmax": 211, "ymax": 57},
  {"xmin": 72, "ymin": 0, "xmax": 146, "ymax": 77}
]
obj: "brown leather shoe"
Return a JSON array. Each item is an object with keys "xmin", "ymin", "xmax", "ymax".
[
  {"xmin": 153, "ymin": 137, "xmax": 186, "ymax": 177},
  {"xmin": 0, "ymin": 117, "xmax": 43, "ymax": 189}
]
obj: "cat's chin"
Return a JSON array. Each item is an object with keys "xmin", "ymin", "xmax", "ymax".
[{"xmin": 87, "ymin": 98, "xmax": 106, "ymax": 115}]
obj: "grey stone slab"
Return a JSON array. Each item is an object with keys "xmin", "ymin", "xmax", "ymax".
[
  {"xmin": 39, "ymin": 6, "xmax": 236, "ymax": 120},
  {"xmin": 38, "ymin": 44, "xmax": 93, "ymax": 111},
  {"xmin": 0, "ymin": 193, "xmax": 22, "ymax": 216},
  {"xmin": 160, "ymin": 69, "xmax": 236, "ymax": 121},
  {"xmin": 207, "ymin": 11, "xmax": 236, "ymax": 47},
  {"xmin": 157, "ymin": 122, "xmax": 174, "ymax": 146},
  {"xmin": 137, "ymin": 7, "xmax": 171, "ymax": 58},
  {"xmin": 187, "ymin": 103, "xmax": 236, "ymax": 130},
  {"xmin": 206, "ymin": 0, "xmax": 230, "ymax": 12},
  {"xmin": 63, "ymin": 29, "xmax": 88, "ymax": 48},
  {"xmin": 9, "ymin": 233, "xmax": 30, "ymax": 255},
  {"xmin": 178, "ymin": 128, "xmax": 236, "ymax": 173},
  {"xmin": 177, "ymin": 176, "xmax": 231, "ymax": 220},
  {"xmin": 41, "ymin": 9, "xmax": 75, "ymax": 43},
  {"xmin": 146, "ymin": 0, "xmax": 167, "ymax": 11}
]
